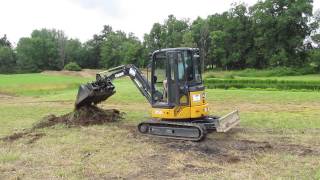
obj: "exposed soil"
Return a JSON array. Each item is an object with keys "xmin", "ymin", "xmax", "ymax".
[
  {"xmin": 41, "ymin": 69, "xmax": 100, "ymax": 78},
  {"xmin": 32, "ymin": 105, "xmax": 123, "ymax": 129},
  {"xmin": 162, "ymin": 137, "xmax": 319, "ymax": 160},
  {"xmin": 1, "ymin": 105, "xmax": 123, "ymax": 143},
  {"xmin": 41, "ymin": 69, "xmax": 148, "ymax": 78},
  {"xmin": 148, "ymin": 130, "xmax": 320, "ymax": 163},
  {"xmin": 140, "ymin": 135, "xmax": 272, "ymax": 165},
  {"xmin": 123, "ymin": 125, "xmax": 320, "ymax": 178}
]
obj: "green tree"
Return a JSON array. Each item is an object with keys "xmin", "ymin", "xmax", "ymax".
[
  {"xmin": 181, "ymin": 31, "xmax": 196, "ymax": 47},
  {"xmin": 0, "ymin": 46, "xmax": 16, "ymax": 73},
  {"xmin": 144, "ymin": 15, "xmax": 191, "ymax": 51},
  {"xmin": 0, "ymin": 35, "xmax": 12, "ymax": 48},
  {"xmin": 16, "ymin": 29, "xmax": 61, "ymax": 72},
  {"xmin": 16, "ymin": 38, "xmax": 39, "ymax": 72},
  {"xmin": 206, "ymin": 4, "xmax": 254, "ymax": 69},
  {"xmin": 311, "ymin": 34, "xmax": 320, "ymax": 48},
  {"xmin": 164, "ymin": 15, "xmax": 189, "ymax": 47},
  {"xmin": 65, "ymin": 39, "xmax": 85, "ymax": 66},
  {"xmin": 308, "ymin": 49, "xmax": 320, "ymax": 71},
  {"xmin": 100, "ymin": 31, "xmax": 145, "ymax": 68},
  {"xmin": 145, "ymin": 23, "xmax": 165, "ymax": 50},
  {"xmin": 250, "ymin": 0, "xmax": 315, "ymax": 67},
  {"xmin": 85, "ymin": 25, "xmax": 114, "ymax": 68},
  {"xmin": 0, "ymin": 34, "xmax": 16, "ymax": 73},
  {"xmin": 209, "ymin": 30, "xmax": 228, "ymax": 69},
  {"xmin": 100, "ymin": 31, "xmax": 126, "ymax": 68},
  {"xmin": 191, "ymin": 17, "xmax": 210, "ymax": 71}
]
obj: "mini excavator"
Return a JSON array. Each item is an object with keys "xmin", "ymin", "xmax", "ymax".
[{"xmin": 75, "ymin": 48, "xmax": 240, "ymax": 141}]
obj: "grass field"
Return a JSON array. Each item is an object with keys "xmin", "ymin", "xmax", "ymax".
[
  {"xmin": 204, "ymin": 68, "xmax": 320, "ymax": 79},
  {"xmin": 1, "ymin": 72, "xmax": 320, "ymax": 179},
  {"xmin": 204, "ymin": 69, "xmax": 320, "ymax": 91}
]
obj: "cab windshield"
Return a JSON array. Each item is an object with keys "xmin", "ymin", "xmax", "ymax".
[{"xmin": 181, "ymin": 50, "xmax": 202, "ymax": 84}]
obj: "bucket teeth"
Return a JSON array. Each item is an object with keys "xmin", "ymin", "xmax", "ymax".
[{"xmin": 75, "ymin": 81, "xmax": 115, "ymax": 109}]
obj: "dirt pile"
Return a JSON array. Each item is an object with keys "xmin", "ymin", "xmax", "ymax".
[
  {"xmin": 32, "ymin": 105, "xmax": 123, "ymax": 129},
  {"xmin": 41, "ymin": 69, "xmax": 100, "ymax": 78},
  {"xmin": 1, "ymin": 105, "xmax": 123, "ymax": 142}
]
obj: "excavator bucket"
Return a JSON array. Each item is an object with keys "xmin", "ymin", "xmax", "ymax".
[
  {"xmin": 215, "ymin": 110, "xmax": 240, "ymax": 132},
  {"xmin": 75, "ymin": 80, "xmax": 115, "ymax": 109}
]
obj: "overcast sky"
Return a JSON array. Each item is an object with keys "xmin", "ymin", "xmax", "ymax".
[{"xmin": 1, "ymin": 0, "xmax": 319, "ymax": 45}]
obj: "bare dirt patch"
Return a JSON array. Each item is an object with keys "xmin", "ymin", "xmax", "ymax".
[
  {"xmin": 1, "ymin": 131, "xmax": 46, "ymax": 143},
  {"xmin": 42, "ymin": 69, "xmax": 100, "ymax": 78},
  {"xmin": 32, "ymin": 105, "xmax": 123, "ymax": 129},
  {"xmin": 164, "ymin": 132, "xmax": 319, "ymax": 158},
  {"xmin": 147, "ymin": 136, "xmax": 272, "ymax": 164},
  {"xmin": 0, "ymin": 93, "xmax": 15, "ymax": 99},
  {"xmin": 1, "ymin": 105, "xmax": 123, "ymax": 143},
  {"xmin": 124, "ymin": 126, "xmax": 320, "ymax": 178}
]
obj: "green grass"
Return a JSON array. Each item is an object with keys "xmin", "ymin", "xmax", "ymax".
[
  {"xmin": 204, "ymin": 68, "xmax": 320, "ymax": 91},
  {"xmin": 1, "ymin": 73, "xmax": 320, "ymax": 130},
  {"xmin": 315, "ymin": 169, "xmax": 320, "ymax": 179},
  {"xmin": 1, "ymin": 73, "xmax": 320, "ymax": 179},
  {"xmin": 0, "ymin": 105, "xmax": 71, "ymax": 137},
  {"xmin": 0, "ymin": 73, "xmax": 91, "ymax": 96},
  {"xmin": 237, "ymin": 74, "xmax": 320, "ymax": 81},
  {"xmin": 205, "ymin": 88, "xmax": 320, "ymax": 104},
  {"xmin": 204, "ymin": 67, "xmax": 316, "ymax": 79},
  {"xmin": 0, "ymin": 151, "xmax": 20, "ymax": 163},
  {"xmin": 204, "ymin": 78, "xmax": 320, "ymax": 91},
  {"xmin": 241, "ymin": 111, "xmax": 320, "ymax": 129}
]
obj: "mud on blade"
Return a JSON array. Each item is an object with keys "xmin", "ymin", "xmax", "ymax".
[{"xmin": 75, "ymin": 80, "xmax": 115, "ymax": 109}]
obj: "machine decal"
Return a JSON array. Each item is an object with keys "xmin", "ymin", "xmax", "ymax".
[
  {"xmin": 192, "ymin": 94, "xmax": 201, "ymax": 102},
  {"xmin": 129, "ymin": 68, "xmax": 136, "ymax": 76},
  {"xmin": 154, "ymin": 110, "xmax": 163, "ymax": 115},
  {"xmin": 115, "ymin": 72, "xmax": 124, "ymax": 78}
]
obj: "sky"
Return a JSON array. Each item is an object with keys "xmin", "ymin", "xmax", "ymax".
[{"xmin": 0, "ymin": 0, "xmax": 319, "ymax": 45}]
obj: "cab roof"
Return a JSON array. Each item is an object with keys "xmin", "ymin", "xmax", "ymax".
[{"xmin": 152, "ymin": 47, "xmax": 199, "ymax": 56}]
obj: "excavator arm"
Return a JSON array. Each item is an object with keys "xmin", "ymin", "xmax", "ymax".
[
  {"xmin": 75, "ymin": 64, "xmax": 152, "ymax": 108},
  {"xmin": 96, "ymin": 64, "xmax": 152, "ymax": 103}
]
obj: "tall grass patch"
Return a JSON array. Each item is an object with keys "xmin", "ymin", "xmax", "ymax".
[
  {"xmin": 204, "ymin": 78, "xmax": 320, "ymax": 91},
  {"xmin": 204, "ymin": 67, "xmax": 315, "ymax": 79}
]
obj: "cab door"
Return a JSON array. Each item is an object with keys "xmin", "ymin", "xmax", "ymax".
[
  {"xmin": 166, "ymin": 51, "xmax": 189, "ymax": 107},
  {"xmin": 166, "ymin": 51, "xmax": 180, "ymax": 106},
  {"xmin": 151, "ymin": 50, "xmax": 189, "ymax": 110}
]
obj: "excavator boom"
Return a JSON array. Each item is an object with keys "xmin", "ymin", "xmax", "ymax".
[{"xmin": 75, "ymin": 64, "xmax": 151, "ymax": 108}]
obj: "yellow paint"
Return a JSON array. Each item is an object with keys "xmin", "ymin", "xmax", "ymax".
[
  {"xmin": 190, "ymin": 91, "xmax": 207, "ymax": 106},
  {"xmin": 151, "ymin": 90, "xmax": 209, "ymax": 120}
]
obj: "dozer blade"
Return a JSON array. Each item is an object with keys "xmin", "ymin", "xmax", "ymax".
[
  {"xmin": 75, "ymin": 81, "xmax": 115, "ymax": 109},
  {"xmin": 215, "ymin": 110, "xmax": 240, "ymax": 133}
]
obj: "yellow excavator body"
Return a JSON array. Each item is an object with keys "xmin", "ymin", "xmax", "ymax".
[
  {"xmin": 75, "ymin": 48, "xmax": 240, "ymax": 141},
  {"xmin": 151, "ymin": 90, "xmax": 209, "ymax": 119}
]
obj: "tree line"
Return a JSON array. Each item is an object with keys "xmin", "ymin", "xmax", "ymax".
[{"xmin": 0, "ymin": 0, "xmax": 319, "ymax": 73}]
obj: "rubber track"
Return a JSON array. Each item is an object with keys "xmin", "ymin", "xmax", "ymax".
[{"xmin": 138, "ymin": 119, "xmax": 207, "ymax": 141}]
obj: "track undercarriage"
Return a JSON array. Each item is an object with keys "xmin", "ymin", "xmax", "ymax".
[{"xmin": 138, "ymin": 110, "xmax": 240, "ymax": 141}]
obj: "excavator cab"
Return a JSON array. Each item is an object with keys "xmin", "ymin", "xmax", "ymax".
[
  {"xmin": 150, "ymin": 48, "xmax": 209, "ymax": 119},
  {"xmin": 151, "ymin": 49, "xmax": 199, "ymax": 105},
  {"xmin": 75, "ymin": 47, "xmax": 240, "ymax": 141}
]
